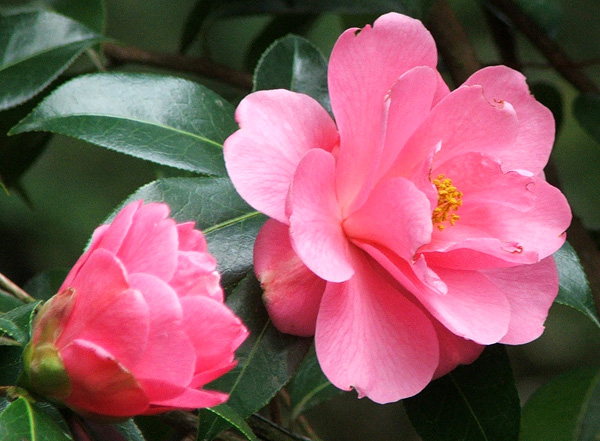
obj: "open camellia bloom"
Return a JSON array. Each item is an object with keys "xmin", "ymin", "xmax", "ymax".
[
  {"xmin": 224, "ymin": 13, "xmax": 572, "ymax": 403},
  {"xmin": 23, "ymin": 201, "xmax": 248, "ymax": 418}
]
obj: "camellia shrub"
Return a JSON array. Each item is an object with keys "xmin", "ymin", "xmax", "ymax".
[{"xmin": 0, "ymin": 1, "xmax": 599, "ymax": 441}]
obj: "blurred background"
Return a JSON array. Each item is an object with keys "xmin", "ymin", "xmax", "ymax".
[{"xmin": 1, "ymin": 0, "xmax": 600, "ymax": 439}]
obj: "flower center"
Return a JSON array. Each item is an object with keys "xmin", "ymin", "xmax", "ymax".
[{"xmin": 432, "ymin": 174, "xmax": 462, "ymax": 231}]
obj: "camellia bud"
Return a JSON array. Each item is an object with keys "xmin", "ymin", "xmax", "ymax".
[{"xmin": 21, "ymin": 201, "xmax": 248, "ymax": 418}]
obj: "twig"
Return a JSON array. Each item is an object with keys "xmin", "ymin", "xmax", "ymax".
[
  {"xmin": 249, "ymin": 414, "xmax": 313, "ymax": 441},
  {"xmin": 425, "ymin": 0, "xmax": 481, "ymax": 86},
  {"xmin": 485, "ymin": 0, "xmax": 599, "ymax": 94},
  {"xmin": 102, "ymin": 43, "xmax": 253, "ymax": 91},
  {"xmin": 0, "ymin": 272, "xmax": 35, "ymax": 303}
]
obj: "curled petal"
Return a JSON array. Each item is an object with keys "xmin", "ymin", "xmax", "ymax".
[
  {"xmin": 224, "ymin": 90, "xmax": 339, "ymax": 224},
  {"xmin": 289, "ymin": 149, "xmax": 354, "ymax": 282},
  {"xmin": 255, "ymin": 219, "xmax": 326, "ymax": 336},
  {"xmin": 61, "ymin": 339, "xmax": 149, "ymax": 417}
]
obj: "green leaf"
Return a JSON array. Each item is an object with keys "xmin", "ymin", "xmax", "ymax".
[
  {"xmin": 404, "ymin": 345, "xmax": 520, "ymax": 441},
  {"xmin": 0, "ymin": 397, "xmax": 71, "ymax": 441},
  {"xmin": 521, "ymin": 367, "xmax": 600, "ymax": 441},
  {"xmin": 288, "ymin": 346, "xmax": 342, "ymax": 420},
  {"xmin": 45, "ymin": 0, "xmax": 106, "ymax": 34},
  {"xmin": 24, "ymin": 269, "xmax": 69, "ymax": 302},
  {"xmin": 254, "ymin": 34, "xmax": 330, "ymax": 113},
  {"xmin": 0, "ymin": 346, "xmax": 25, "ymax": 386},
  {"xmin": 574, "ymin": 93, "xmax": 600, "ymax": 145},
  {"xmin": 554, "ymin": 241, "xmax": 600, "ymax": 328},
  {"xmin": 0, "ymin": 293, "xmax": 23, "ymax": 313},
  {"xmin": 515, "ymin": 0, "xmax": 562, "ymax": 35},
  {"xmin": 10, "ymin": 73, "xmax": 237, "ymax": 176},
  {"xmin": 122, "ymin": 177, "xmax": 265, "ymax": 288},
  {"xmin": 198, "ymin": 274, "xmax": 311, "ymax": 440},
  {"xmin": 0, "ymin": 302, "xmax": 40, "ymax": 345},
  {"xmin": 113, "ymin": 419, "xmax": 147, "ymax": 441},
  {"xmin": 0, "ymin": 11, "xmax": 104, "ymax": 110},
  {"xmin": 200, "ymin": 404, "xmax": 259, "ymax": 441}
]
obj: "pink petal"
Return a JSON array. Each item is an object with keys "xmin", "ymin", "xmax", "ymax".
[
  {"xmin": 344, "ymin": 177, "xmax": 433, "ymax": 261},
  {"xmin": 128, "ymin": 273, "xmax": 196, "ymax": 386},
  {"xmin": 289, "ymin": 149, "xmax": 354, "ymax": 282},
  {"xmin": 143, "ymin": 381, "xmax": 228, "ymax": 412},
  {"xmin": 254, "ymin": 219, "xmax": 326, "ymax": 336},
  {"xmin": 429, "ymin": 316, "xmax": 484, "ymax": 379},
  {"xmin": 57, "ymin": 249, "xmax": 150, "ymax": 368},
  {"xmin": 376, "ymin": 66, "xmax": 439, "ymax": 182},
  {"xmin": 389, "ymin": 85, "xmax": 520, "ymax": 177},
  {"xmin": 180, "ymin": 295, "xmax": 248, "ymax": 375},
  {"xmin": 61, "ymin": 339, "xmax": 149, "ymax": 417},
  {"xmin": 177, "ymin": 222, "xmax": 208, "ymax": 252},
  {"xmin": 423, "ymin": 153, "xmax": 571, "ymax": 265},
  {"xmin": 415, "ymin": 266, "xmax": 511, "ymax": 344},
  {"xmin": 116, "ymin": 203, "xmax": 179, "ymax": 281},
  {"xmin": 315, "ymin": 252, "xmax": 439, "ymax": 403},
  {"xmin": 464, "ymin": 66, "xmax": 555, "ymax": 175},
  {"xmin": 170, "ymin": 251, "xmax": 223, "ymax": 300},
  {"xmin": 191, "ymin": 360, "xmax": 237, "ymax": 388},
  {"xmin": 224, "ymin": 89, "xmax": 339, "ymax": 224},
  {"xmin": 482, "ymin": 257, "xmax": 559, "ymax": 344},
  {"xmin": 329, "ymin": 13, "xmax": 437, "ymax": 209}
]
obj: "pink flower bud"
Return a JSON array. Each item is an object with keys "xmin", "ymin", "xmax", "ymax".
[{"xmin": 23, "ymin": 201, "xmax": 248, "ymax": 418}]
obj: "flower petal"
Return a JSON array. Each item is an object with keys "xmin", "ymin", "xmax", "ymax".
[
  {"xmin": 289, "ymin": 149, "xmax": 354, "ymax": 282},
  {"xmin": 128, "ymin": 273, "xmax": 196, "ymax": 386},
  {"xmin": 116, "ymin": 203, "xmax": 179, "ymax": 281},
  {"xmin": 170, "ymin": 251, "xmax": 223, "ymax": 300},
  {"xmin": 224, "ymin": 89, "xmax": 339, "ymax": 224},
  {"xmin": 344, "ymin": 177, "xmax": 433, "ymax": 261},
  {"xmin": 61, "ymin": 339, "xmax": 149, "ymax": 417},
  {"xmin": 255, "ymin": 219, "xmax": 326, "ymax": 336},
  {"xmin": 464, "ymin": 66, "xmax": 555, "ymax": 174},
  {"xmin": 57, "ymin": 249, "xmax": 150, "ymax": 368},
  {"xmin": 177, "ymin": 222, "xmax": 208, "ymax": 252},
  {"xmin": 315, "ymin": 252, "xmax": 439, "ymax": 403},
  {"xmin": 180, "ymin": 295, "xmax": 248, "ymax": 375},
  {"xmin": 390, "ymin": 85, "xmax": 520, "ymax": 177},
  {"xmin": 416, "ymin": 266, "xmax": 511, "ymax": 344},
  {"xmin": 423, "ymin": 153, "xmax": 571, "ymax": 266},
  {"xmin": 330, "ymin": 13, "xmax": 437, "ymax": 209},
  {"xmin": 142, "ymin": 380, "xmax": 228, "ymax": 413},
  {"xmin": 482, "ymin": 257, "xmax": 559, "ymax": 344}
]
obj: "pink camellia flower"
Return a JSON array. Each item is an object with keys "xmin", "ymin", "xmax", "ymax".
[
  {"xmin": 23, "ymin": 200, "xmax": 248, "ymax": 418},
  {"xmin": 224, "ymin": 13, "xmax": 571, "ymax": 403}
]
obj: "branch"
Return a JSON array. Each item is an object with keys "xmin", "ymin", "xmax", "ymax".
[
  {"xmin": 0, "ymin": 272, "xmax": 35, "ymax": 303},
  {"xmin": 102, "ymin": 43, "xmax": 253, "ymax": 91},
  {"xmin": 485, "ymin": 0, "xmax": 600, "ymax": 94}
]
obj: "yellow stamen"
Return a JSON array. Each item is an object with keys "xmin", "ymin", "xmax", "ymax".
[{"xmin": 432, "ymin": 174, "xmax": 462, "ymax": 231}]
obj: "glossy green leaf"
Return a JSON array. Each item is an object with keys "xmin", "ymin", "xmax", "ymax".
[
  {"xmin": 0, "ymin": 317, "xmax": 26, "ymax": 346},
  {"xmin": 0, "ymin": 293, "xmax": 23, "ymax": 313},
  {"xmin": 404, "ymin": 345, "xmax": 520, "ymax": 441},
  {"xmin": 254, "ymin": 34, "xmax": 330, "ymax": 113},
  {"xmin": 181, "ymin": 0, "xmax": 430, "ymax": 51},
  {"xmin": 0, "ymin": 11, "xmax": 104, "ymax": 110},
  {"xmin": 574, "ymin": 93, "xmax": 600, "ymax": 145},
  {"xmin": 198, "ymin": 274, "xmax": 311, "ymax": 440},
  {"xmin": 24, "ymin": 269, "xmax": 68, "ymax": 302},
  {"xmin": 46, "ymin": 0, "xmax": 106, "ymax": 34},
  {"xmin": 288, "ymin": 346, "xmax": 342, "ymax": 420},
  {"xmin": 0, "ymin": 302, "xmax": 40, "ymax": 345},
  {"xmin": 0, "ymin": 397, "xmax": 71, "ymax": 441},
  {"xmin": 11, "ymin": 73, "xmax": 237, "ymax": 176},
  {"xmin": 521, "ymin": 367, "xmax": 600, "ymax": 441},
  {"xmin": 198, "ymin": 404, "xmax": 259, "ymax": 441},
  {"xmin": 122, "ymin": 177, "xmax": 265, "ymax": 288},
  {"xmin": 554, "ymin": 241, "xmax": 600, "ymax": 328}
]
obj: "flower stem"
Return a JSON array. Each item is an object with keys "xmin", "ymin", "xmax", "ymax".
[{"xmin": 0, "ymin": 273, "xmax": 35, "ymax": 303}]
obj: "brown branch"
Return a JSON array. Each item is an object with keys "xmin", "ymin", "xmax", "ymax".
[
  {"xmin": 486, "ymin": 0, "xmax": 599, "ymax": 94},
  {"xmin": 102, "ymin": 43, "xmax": 253, "ymax": 91},
  {"xmin": 0, "ymin": 272, "xmax": 35, "ymax": 303},
  {"xmin": 425, "ymin": 0, "xmax": 481, "ymax": 85}
]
